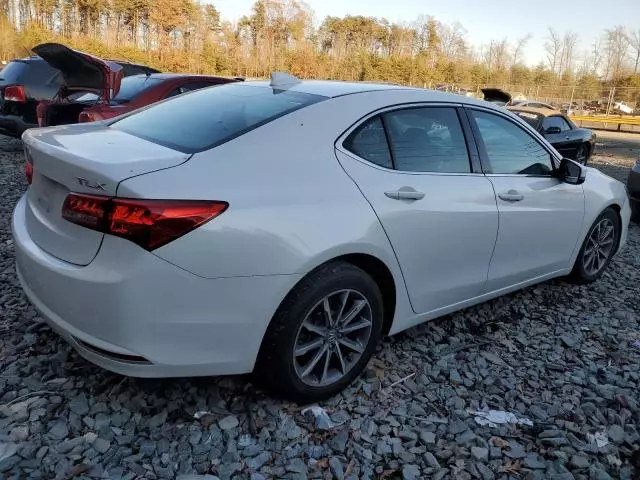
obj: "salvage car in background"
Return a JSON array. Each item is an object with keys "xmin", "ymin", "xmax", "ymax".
[
  {"xmin": 47, "ymin": 73, "xmax": 242, "ymax": 125},
  {"xmin": 508, "ymin": 107, "xmax": 595, "ymax": 164},
  {"xmin": 628, "ymin": 162, "xmax": 640, "ymax": 223},
  {"xmin": 13, "ymin": 74, "xmax": 630, "ymax": 402},
  {"xmin": 0, "ymin": 44, "xmax": 158, "ymax": 137}
]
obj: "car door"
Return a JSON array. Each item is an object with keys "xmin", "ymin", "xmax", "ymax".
[
  {"xmin": 466, "ymin": 108, "xmax": 585, "ymax": 292},
  {"xmin": 542, "ymin": 115, "xmax": 577, "ymax": 158},
  {"xmin": 335, "ymin": 105, "xmax": 499, "ymax": 315}
]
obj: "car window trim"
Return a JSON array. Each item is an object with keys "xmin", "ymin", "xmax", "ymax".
[
  {"xmin": 464, "ymin": 106, "xmax": 561, "ymax": 178},
  {"xmin": 336, "ymin": 102, "xmax": 482, "ymax": 176}
]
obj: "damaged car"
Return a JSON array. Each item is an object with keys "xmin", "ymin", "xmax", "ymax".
[{"xmin": 0, "ymin": 44, "xmax": 158, "ymax": 138}]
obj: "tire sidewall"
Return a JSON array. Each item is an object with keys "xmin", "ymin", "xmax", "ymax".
[
  {"xmin": 259, "ymin": 264, "xmax": 384, "ymax": 402},
  {"xmin": 573, "ymin": 208, "xmax": 620, "ymax": 282}
]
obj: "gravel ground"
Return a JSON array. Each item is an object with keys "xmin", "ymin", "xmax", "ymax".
[{"xmin": 0, "ymin": 134, "xmax": 639, "ymax": 480}]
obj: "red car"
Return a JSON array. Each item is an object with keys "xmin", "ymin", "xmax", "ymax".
[{"xmin": 35, "ymin": 43, "xmax": 240, "ymax": 126}]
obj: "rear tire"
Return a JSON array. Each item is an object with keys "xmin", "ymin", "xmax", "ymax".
[
  {"xmin": 631, "ymin": 199, "xmax": 640, "ymax": 224},
  {"xmin": 569, "ymin": 207, "xmax": 620, "ymax": 284},
  {"xmin": 254, "ymin": 262, "xmax": 383, "ymax": 403}
]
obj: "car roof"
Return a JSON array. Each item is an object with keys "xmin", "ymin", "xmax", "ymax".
[
  {"xmin": 508, "ymin": 106, "xmax": 563, "ymax": 117},
  {"xmin": 125, "ymin": 73, "xmax": 235, "ymax": 81},
  {"xmin": 244, "ymin": 79, "xmax": 414, "ymax": 98}
]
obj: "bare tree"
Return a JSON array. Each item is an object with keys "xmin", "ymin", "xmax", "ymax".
[
  {"xmin": 511, "ymin": 33, "xmax": 532, "ymax": 67},
  {"xmin": 558, "ymin": 31, "xmax": 578, "ymax": 75},
  {"xmin": 604, "ymin": 25, "xmax": 629, "ymax": 80},
  {"xmin": 590, "ymin": 39, "xmax": 603, "ymax": 75},
  {"xmin": 628, "ymin": 28, "xmax": 640, "ymax": 74},
  {"xmin": 545, "ymin": 27, "xmax": 562, "ymax": 74}
]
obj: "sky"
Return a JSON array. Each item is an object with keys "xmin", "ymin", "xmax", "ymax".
[{"xmin": 211, "ymin": 0, "xmax": 640, "ymax": 66}]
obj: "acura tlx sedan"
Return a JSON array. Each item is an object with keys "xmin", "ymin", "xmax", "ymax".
[{"xmin": 12, "ymin": 73, "xmax": 631, "ymax": 402}]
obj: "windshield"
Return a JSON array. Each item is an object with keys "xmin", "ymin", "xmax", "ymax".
[{"xmin": 110, "ymin": 83, "xmax": 326, "ymax": 153}]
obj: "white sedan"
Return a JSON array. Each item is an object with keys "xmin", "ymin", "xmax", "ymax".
[{"xmin": 13, "ymin": 73, "xmax": 630, "ymax": 402}]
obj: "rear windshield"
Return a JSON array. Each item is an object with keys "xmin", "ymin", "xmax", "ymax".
[
  {"xmin": 0, "ymin": 60, "xmax": 57, "ymax": 83},
  {"xmin": 0, "ymin": 62, "xmax": 28, "ymax": 82},
  {"xmin": 110, "ymin": 83, "xmax": 326, "ymax": 153},
  {"xmin": 112, "ymin": 76, "xmax": 164, "ymax": 104}
]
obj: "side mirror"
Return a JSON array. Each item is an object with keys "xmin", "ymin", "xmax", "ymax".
[
  {"xmin": 545, "ymin": 126, "xmax": 562, "ymax": 134},
  {"xmin": 557, "ymin": 157, "xmax": 586, "ymax": 185}
]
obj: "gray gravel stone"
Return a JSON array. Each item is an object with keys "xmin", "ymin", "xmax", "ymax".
[
  {"xmin": 606, "ymin": 425, "xmax": 625, "ymax": 444},
  {"xmin": 423, "ymin": 452, "xmax": 440, "ymax": 469},
  {"xmin": 402, "ymin": 464, "xmax": 420, "ymax": 480},
  {"xmin": 471, "ymin": 447, "xmax": 489, "ymax": 461},
  {"xmin": 218, "ymin": 415, "xmax": 239, "ymax": 431}
]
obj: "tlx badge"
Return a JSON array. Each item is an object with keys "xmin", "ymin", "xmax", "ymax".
[{"xmin": 76, "ymin": 177, "xmax": 107, "ymax": 191}]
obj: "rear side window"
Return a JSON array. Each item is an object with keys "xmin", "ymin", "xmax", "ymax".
[
  {"xmin": 110, "ymin": 84, "xmax": 326, "ymax": 153},
  {"xmin": 383, "ymin": 107, "xmax": 470, "ymax": 173}
]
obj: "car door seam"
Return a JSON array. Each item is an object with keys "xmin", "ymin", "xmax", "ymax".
[
  {"xmin": 333, "ymin": 149, "xmax": 417, "ymax": 313},
  {"xmin": 482, "ymin": 177, "xmax": 501, "ymax": 294}
]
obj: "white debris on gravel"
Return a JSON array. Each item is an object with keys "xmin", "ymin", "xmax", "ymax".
[
  {"xmin": 468, "ymin": 409, "xmax": 534, "ymax": 427},
  {"xmin": 0, "ymin": 134, "xmax": 638, "ymax": 479}
]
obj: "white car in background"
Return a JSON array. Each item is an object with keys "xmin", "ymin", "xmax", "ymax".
[{"xmin": 13, "ymin": 74, "xmax": 630, "ymax": 402}]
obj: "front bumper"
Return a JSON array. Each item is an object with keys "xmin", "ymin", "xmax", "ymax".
[
  {"xmin": 0, "ymin": 114, "xmax": 37, "ymax": 138},
  {"xmin": 12, "ymin": 194, "xmax": 300, "ymax": 377}
]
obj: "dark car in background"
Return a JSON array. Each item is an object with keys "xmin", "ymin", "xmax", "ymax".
[
  {"xmin": 508, "ymin": 107, "xmax": 595, "ymax": 164},
  {"xmin": 0, "ymin": 44, "xmax": 158, "ymax": 138},
  {"xmin": 628, "ymin": 162, "xmax": 640, "ymax": 223},
  {"xmin": 44, "ymin": 73, "xmax": 241, "ymax": 126}
]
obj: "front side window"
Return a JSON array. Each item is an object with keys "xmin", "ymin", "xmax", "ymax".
[
  {"xmin": 110, "ymin": 84, "xmax": 326, "ymax": 153},
  {"xmin": 542, "ymin": 115, "xmax": 572, "ymax": 133},
  {"xmin": 470, "ymin": 110, "xmax": 553, "ymax": 175}
]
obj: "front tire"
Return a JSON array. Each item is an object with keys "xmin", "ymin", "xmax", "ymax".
[
  {"xmin": 569, "ymin": 207, "xmax": 620, "ymax": 284},
  {"xmin": 254, "ymin": 262, "xmax": 384, "ymax": 403},
  {"xmin": 575, "ymin": 143, "xmax": 589, "ymax": 165}
]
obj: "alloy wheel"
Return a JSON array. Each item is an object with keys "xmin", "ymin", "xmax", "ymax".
[
  {"xmin": 576, "ymin": 145, "xmax": 588, "ymax": 165},
  {"xmin": 583, "ymin": 218, "xmax": 615, "ymax": 276},
  {"xmin": 293, "ymin": 289, "xmax": 373, "ymax": 387}
]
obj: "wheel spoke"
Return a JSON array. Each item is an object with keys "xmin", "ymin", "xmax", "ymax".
[
  {"xmin": 294, "ymin": 338, "xmax": 324, "ymax": 357},
  {"xmin": 600, "ymin": 224, "xmax": 613, "ymax": 241},
  {"xmin": 302, "ymin": 320, "xmax": 327, "ymax": 336},
  {"xmin": 322, "ymin": 297, "xmax": 334, "ymax": 327},
  {"xmin": 584, "ymin": 251, "xmax": 596, "ymax": 271},
  {"xmin": 301, "ymin": 344, "xmax": 329, "ymax": 378},
  {"xmin": 339, "ymin": 318, "xmax": 372, "ymax": 334},
  {"xmin": 320, "ymin": 348, "xmax": 332, "ymax": 384},
  {"xmin": 334, "ymin": 342, "xmax": 347, "ymax": 374},
  {"xmin": 338, "ymin": 337, "xmax": 365, "ymax": 354},
  {"xmin": 335, "ymin": 291, "xmax": 350, "ymax": 325},
  {"xmin": 600, "ymin": 237, "xmax": 614, "ymax": 246},
  {"xmin": 337, "ymin": 299, "xmax": 366, "ymax": 328}
]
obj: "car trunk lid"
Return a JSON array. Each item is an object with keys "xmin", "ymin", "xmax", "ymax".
[
  {"xmin": 22, "ymin": 124, "xmax": 190, "ymax": 265},
  {"xmin": 32, "ymin": 43, "xmax": 123, "ymax": 102}
]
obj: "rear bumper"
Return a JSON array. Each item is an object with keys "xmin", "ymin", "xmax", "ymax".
[
  {"xmin": 0, "ymin": 114, "xmax": 36, "ymax": 138},
  {"xmin": 12, "ymin": 194, "xmax": 300, "ymax": 377}
]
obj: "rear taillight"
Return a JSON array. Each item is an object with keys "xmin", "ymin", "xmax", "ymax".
[
  {"xmin": 61, "ymin": 193, "xmax": 228, "ymax": 250},
  {"xmin": 25, "ymin": 162, "xmax": 33, "ymax": 184},
  {"xmin": 4, "ymin": 85, "xmax": 26, "ymax": 103},
  {"xmin": 24, "ymin": 148, "xmax": 33, "ymax": 184},
  {"xmin": 79, "ymin": 111, "xmax": 103, "ymax": 123}
]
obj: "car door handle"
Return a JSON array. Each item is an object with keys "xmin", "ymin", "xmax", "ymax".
[
  {"xmin": 498, "ymin": 190, "xmax": 524, "ymax": 202},
  {"xmin": 385, "ymin": 188, "xmax": 425, "ymax": 201}
]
